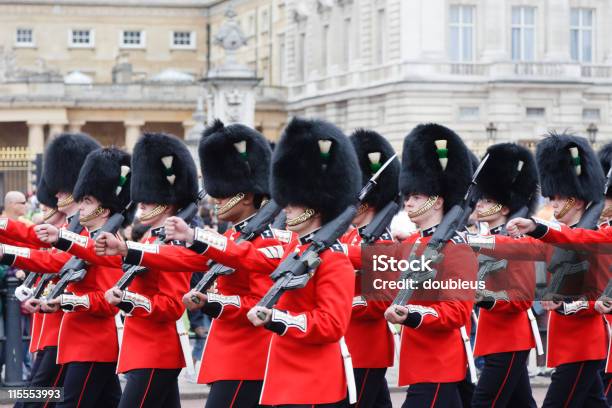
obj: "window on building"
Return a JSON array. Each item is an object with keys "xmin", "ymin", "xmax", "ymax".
[
  {"xmin": 570, "ymin": 8, "xmax": 594, "ymax": 62},
  {"xmin": 449, "ymin": 5, "xmax": 474, "ymax": 62},
  {"xmin": 343, "ymin": 17, "xmax": 352, "ymax": 68},
  {"xmin": 172, "ymin": 31, "xmax": 195, "ymax": 49},
  {"xmin": 526, "ymin": 107, "xmax": 545, "ymax": 118},
  {"xmin": 15, "ymin": 28, "xmax": 34, "ymax": 47},
  {"xmin": 298, "ymin": 32, "xmax": 306, "ymax": 81},
  {"xmin": 121, "ymin": 30, "xmax": 145, "ymax": 48},
  {"xmin": 583, "ymin": 108, "xmax": 600, "ymax": 121},
  {"xmin": 322, "ymin": 24, "xmax": 329, "ymax": 74},
  {"xmin": 374, "ymin": 8, "xmax": 386, "ymax": 64},
  {"xmin": 69, "ymin": 29, "xmax": 94, "ymax": 47},
  {"xmin": 459, "ymin": 106, "xmax": 480, "ymax": 121},
  {"xmin": 511, "ymin": 6, "xmax": 535, "ymax": 61}
]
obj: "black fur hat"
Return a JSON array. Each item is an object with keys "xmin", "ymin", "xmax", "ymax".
[
  {"xmin": 349, "ymin": 129, "xmax": 400, "ymax": 211},
  {"xmin": 73, "ymin": 147, "xmax": 132, "ymax": 214},
  {"xmin": 43, "ymin": 133, "xmax": 101, "ymax": 194},
  {"xmin": 598, "ymin": 143, "xmax": 612, "ymax": 198},
  {"xmin": 536, "ymin": 132, "xmax": 605, "ymax": 202},
  {"xmin": 271, "ymin": 117, "xmax": 361, "ymax": 223},
  {"xmin": 399, "ymin": 124, "xmax": 473, "ymax": 212},
  {"xmin": 36, "ymin": 176, "xmax": 57, "ymax": 209},
  {"xmin": 131, "ymin": 133, "xmax": 198, "ymax": 208},
  {"xmin": 477, "ymin": 143, "xmax": 540, "ymax": 215},
  {"xmin": 199, "ymin": 120, "xmax": 271, "ymax": 198}
]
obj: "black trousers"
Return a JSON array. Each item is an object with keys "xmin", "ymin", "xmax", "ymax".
[
  {"xmin": 542, "ymin": 360, "xmax": 608, "ymax": 408},
  {"xmin": 472, "ymin": 350, "xmax": 536, "ymax": 408},
  {"xmin": 401, "ymin": 383, "xmax": 462, "ymax": 408},
  {"xmin": 205, "ymin": 380, "xmax": 263, "ymax": 408},
  {"xmin": 19, "ymin": 347, "xmax": 65, "ymax": 408},
  {"xmin": 350, "ymin": 368, "xmax": 392, "ymax": 408},
  {"xmin": 118, "ymin": 368, "xmax": 181, "ymax": 408},
  {"xmin": 56, "ymin": 362, "xmax": 121, "ymax": 408},
  {"xmin": 271, "ymin": 403, "xmax": 347, "ymax": 408},
  {"xmin": 603, "ymin": 373, "xmax": 612, "ymax": 406}
]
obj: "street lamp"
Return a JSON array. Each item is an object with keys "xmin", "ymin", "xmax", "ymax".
[
  {"xmin": 587, "ymin": 123, "xmax": 598, "ymax": 145},
  {"xmin": 486, "ymin": 122, "xmax": 498, "ymax": 143}
]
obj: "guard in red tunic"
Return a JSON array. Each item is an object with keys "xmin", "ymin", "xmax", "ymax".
[
  {"xmin": 469, "ymin": 143, "xmax": 540, "ymax": 408},
  {"xmin": 0, "ymin": 133, "xmax": 100, "ymax": 406},
  {"xmin": 471, "ymin": 133, "xmax": 609, "ymax": 407},
  {"xmin": 339, "ymin": 129, "xmax": 399, "ymax": 408},
  {"xmin": 38, "ymin": 133, "xmax": 197, "ymax": 408},
  {"xmin": 95, "ymin": 121, "xmax": 291, "ymax": 408},
  {"xmin": 383, "ymin": 124, "xmax": 477, "ymax": 408},
  {"xmin": 19, "ymin": 146, "xmax": 132, "ymax": 408},
  {"xmin": 246, "ymin": 117, "xmax": 359, "ymax": 406}
]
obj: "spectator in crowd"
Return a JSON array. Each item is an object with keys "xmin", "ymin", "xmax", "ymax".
[{"xmin": 2, "ymin": 191, "xmax": 30, "ymax": 225}]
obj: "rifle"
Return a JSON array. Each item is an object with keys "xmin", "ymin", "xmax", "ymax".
[
  {"xmin": 26, "ymin": 212, "xmax": 85, "ymax": 300},
  {"xmin": 359, "ymin": 199, "xmax": 399, "ymax": 245},
  {"xmin": 600, "ymin": 276, "xmax": 612, "ymax": 309},
  {"xmin": 392, "ymin": 154, "xmax": 490, "ymax": 313},
  {"xmin": 543, "ymin": 199, "xmax": 605, "ymax": 301},
  {"xmin": 476, "ymin": 206, "xmax": 528, "ymax": 283},
  {"xmin": 190, "ymin": 199, "xmax": 282, "ymax": 303},
  {"xmin": 45, "ymin": 203, "xmax": 134, "ymax": 301},
  {"xmin": 114, "ymin": 189, "xmax": 207, "ymax": 296},
  {"xmin": 271, "ymin": 210, "xmax": 287, "ymax": 230},
  {"xmin": 255, "ymin": 154, "xmax": 398, "ymax": 317}
]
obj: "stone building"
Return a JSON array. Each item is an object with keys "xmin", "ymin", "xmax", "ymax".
[{"xmin": 283, "ymin": 0, "xmax": 612, "ymax": 153}]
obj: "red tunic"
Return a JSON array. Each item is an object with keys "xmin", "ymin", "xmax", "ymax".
[
  {"xmin": 397, "ymin": 231, "xmax": 477, "ymax": 385},
  {"xmin": 340, "ymin": 226, "xmax": 394, "ymax": 368},
  {"xmin": 131, "ymin": 223, "xmax": 293, "ymax": 382},
  {"xmin": 473, "ymin": 228, "xmax": 536, "ymax": 357},
  {"xmin": 481, "ymin": 232, "xmax": 608, "ymax": 367},
  {"xmin": 57, "ymin": 229, "xmax": 191, "ymax": 372},
  {"xmin": 258, "ymin": 240, "xmax": 354, "ymax": 405},
  {"xmin": 6, "ymin": 228, "xmax": 121, "ymax": 364}
]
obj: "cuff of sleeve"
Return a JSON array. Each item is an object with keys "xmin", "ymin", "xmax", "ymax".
[
  {"xmin": 191, "ymin": 228, "xmax": 226, "ymax": 254},
  {"xmin": 54, "ymin": 237, "xmax": 73, "ymax": 252},
  {"xmin": 188, "ymin": 240, "xmax": 208, "ymax": 255},
  {"xmin": 124, "ymin": 249, "xmax": 143, "ymax": 266},
  {"xmin": 527, "ymin": 220, "xmax": 549, "ymax": 239},
  {"xmin": 117, "ymin": 290, "xmax": 152, "ymax": 315},
  {"xmin": 264, "ymin": 309, "xmax": 307, "ymax": 336},
  {"xmin": 476, "ymin": 298, "xmax": 496, "ymax": 310},
  {"xmin": 60, "ymin": 293, "xmax": 90, "ymax": 312},
  {"xmin": 203, "ymin": 293, "xmax": 241, "ymax": 319},
  {"xmin": 1, "ymin": 254, "xmax": 16, "ymax": 266}
]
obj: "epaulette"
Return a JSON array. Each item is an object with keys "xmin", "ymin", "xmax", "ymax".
[
  {"xmin": 329, "ymin": 240, "xmax": 347, "ymax": 254},
  {"xmin": 450, "ymin": 233, "xmax": 466, "ymax": 244},
  {"xmin": 270, "ymin": 227, "xmax": 293, "ymax": 244}
]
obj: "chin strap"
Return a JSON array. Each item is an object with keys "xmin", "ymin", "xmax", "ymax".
[
  {"xmin": 477, "ymin": 203, "xmax": 503, "ymax": 218},
  {"xmin": 556, "ymin": 197, "xmax": 576, "ymax": 220},
  {"xmin": 408, "ymin": 195, "xmax": 439, "ymax": 218},
  {"xmin": 139, "ymin": 204, "xmax": 168, "ymax": 222},
  {"xmin": 79, "ymin": 206, "xmax": 105, "ymax": 223},
  {"xmin": 43, "ymin": 208, "xmax": 58, "ymax": 222},
  {"xmin": 57, "ymin": 194, "xmax": 74, "ymax": 209},
  {"xmin": 286, "ymin": 208, "xmax": 316, "ymax": 227},
  {"xmin": 215, "ymin": 192, "xmax": 245, "ymax": 215}
]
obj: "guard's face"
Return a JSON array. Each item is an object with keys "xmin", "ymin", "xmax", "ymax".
[
  {"xmin": 55, "ymin": 191, "xmax": 79, "ymax": 216},
  {"xmin": 284, "ymin": 204, "xmax": 320, "ymax": 236},
  {"xmin": 78, "ymin": 195, "xmax": 107, "ymax": 228},
  {"xmin": 41, "ymin": 205, "xmax": 63, "ymax": 226},
  {"xmin": 212, "ymin": 196, "xmax": 244, "ymax": 223},
  {"xmin": 550, "ymin": 195, "xmax": 583, "ymax": 224},
  {"xmin": 475, "ymin": 198, "xmax": 508, "ymax": 224}
]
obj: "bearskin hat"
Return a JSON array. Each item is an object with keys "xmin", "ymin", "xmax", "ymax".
[
  {"xmin": 131, "ymin": 133, "xmax": 198, "ymax": 208},
  {"xmin": 537, "ymin": 132, "xmax": 605, "ymax": 203},
  {"xmin": 598, "ymin": 143, "xmax": 612, "ymax": 198},
  {"xmin": 43, "ymin": 133, "xmax": 101, "ymax": 194},
  {"xmin": 271, "ymin": 117, "xmax": 360, "ymax": 223},
  {"xmin": 36, "ymin": 176, "xmax": 57, "ymax": 209},
  {"xmin": 72, "ymin": 147, "xmax": 132, "ymax": 215},
  {"xmin": 477, "ymin": 143, "xmax": 540, "ymax": 215},
  {"xmin": 199, "ymin": 120, "xmax": 271, "ymax": 198},
  {"xmin": 399, "ymin": 124, "xmax": 473, "ymax": 212},
  {"xmin": 349, "ymin": 129, "xmax": 400, "ymax": 211}
]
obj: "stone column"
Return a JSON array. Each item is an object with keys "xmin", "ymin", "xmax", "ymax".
[
  {"xmin": 124, "ymin": 120, "xmax": 144, "ymax": 152},
  {"xmin": 48, "ymin": 123, "xmax": 66, "ymax": 139},
  {"xmin": 68, "ymin": 121, "xmax": 86, "ymax": 133},
  {"xmin": 544, "ymin": 0, "xmax": 570, "ymax": 61},
  {"xmin": 26, "ymin": 121, "xmax": 45, "ymax": 155}
]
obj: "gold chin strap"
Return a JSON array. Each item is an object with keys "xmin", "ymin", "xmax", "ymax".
[
  {"xmin": 601, "ymin": 205, "xmax": 612, "ymax": 220},
  {"xmin": 57, "ymin": 194, "xmax": 74, "ymax": 209},
  {"xmin": 556, "ymin": 197, "xmax": 576, "ymax": 220},
  {"xmin": 356, "ymin": 203, "xmax": 369, "ymax": 216},
  {"xmin": 139, "ymin": 204, "xmax": 168, "ymax": 222},
  {"xmin": 79, "ymin": 206, "xmax": 105, "ymax": 223},
  {"xmin": 408, "ymin": 195, "xmax": 439, "ymax": 218},
  {"xmin": 216, "ymin": 192, "xmax": 245, "ymax": 215},
  {"xmin": 42, "ymin": 208, "xmax": 58, "ymax": 222},
  {"xmin": 286, "ymin": 208, "xmax": 316, "ymax": 227},
  {"xmin": 478, "ymin": 203, "xmax": 504, "ymax": 218}
]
